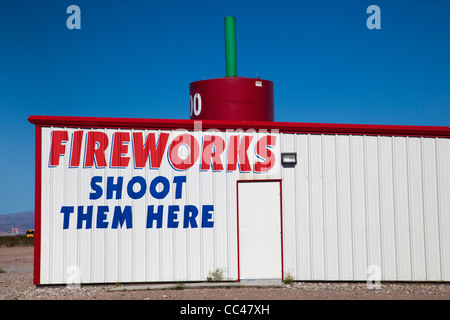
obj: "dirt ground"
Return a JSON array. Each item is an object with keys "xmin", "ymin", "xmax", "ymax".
[{"xmin": 1, "ymin": 246, "xmax": 450, "ymax": 301}]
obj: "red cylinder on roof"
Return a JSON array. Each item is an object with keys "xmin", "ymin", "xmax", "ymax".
[
  {"xmin": 189, "ymin": 76, "xmax": 274, "ymax": 122},
  {"xmin": 189, "ymin": 17, "xmax": 274, "ymax": 122}
]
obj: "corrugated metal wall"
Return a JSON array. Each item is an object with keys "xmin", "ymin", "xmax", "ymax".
[
  {"xmin": 39, "ymin": 126, "xmax": 450, "ymax": 284},
  {"xmin": 40, "ymin": 126, "xmax": 280, "ymax": 284},
  {"xmin": 281, "ymin": 133, "xmax": 450, "ymax": 281}
]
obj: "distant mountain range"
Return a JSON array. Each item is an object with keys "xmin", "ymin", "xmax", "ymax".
[{"xmin": 0, "ymin": 211, "xmax": 34, "ymax": 236}]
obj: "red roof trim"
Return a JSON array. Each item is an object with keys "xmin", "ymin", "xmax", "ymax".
[{"xmin": 27, "ymin": 115, "xmax": 450, "ymax": 138}]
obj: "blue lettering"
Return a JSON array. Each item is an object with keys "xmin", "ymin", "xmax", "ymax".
[
  {"xmin": 111, "ymin": 206, "xmax": 132, "ymax": 229},
  {"xmin": 146, "ymin": 205, "xmax": 163, "ymax": 228},
  {"xmin": 61, "ymin": 206, "xmax": 74, "ymax": 229},
  {"xmin": 107, "ymin": 176, "xmax": 123, "ymax": 200},
  {"xmin": 201, "ymin": 205, "xmax": 214, "ymax": 228},
  {"xmin": 149, "ymin": 176, "xmax": 170, "ymax": 199},
  {"xmin": 127, "ymin": 176, "xmax": 146, "ymax": 199},
  {"xmin": 60, "ymin": 204, "xmax": 214, "ymax": 229},
  {"xmin": 173, "ymin": 176, "xmax": 187, "ymax": 199},
  {"xmin": 88, "ymin": 175, "xmax": 188, "ymax": 201},
  {"xmin": 77, "ymin": 205, "xmax": 93, "ymax": 229},
  {"xmin": 89, "ymin": 176, "xmax": 103, "ymax": 200},
  {"xmin": 96, "ymin": 205, "xmax": 109, "ymax": 228},
  {"xmin": 183, "ymin": 205, "xmax": 198, "ymax": 228},
  {"xmin": 167, "ymin": 205, "xmax": 179, "ymax": 228}
]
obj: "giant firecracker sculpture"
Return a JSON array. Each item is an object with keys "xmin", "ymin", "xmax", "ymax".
[{"xmin": 189, "ymin": 17, "xmax": 274, "ymax": 122}]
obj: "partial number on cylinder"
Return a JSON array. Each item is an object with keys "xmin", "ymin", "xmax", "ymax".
[{"xmin": 190, "ymin": 93, "xmax": 202, "ymax": 117}]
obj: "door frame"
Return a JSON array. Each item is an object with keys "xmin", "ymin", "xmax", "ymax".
[{"xmin": 236, "ymin": 179, "xmax": 284, "ymax": 282}]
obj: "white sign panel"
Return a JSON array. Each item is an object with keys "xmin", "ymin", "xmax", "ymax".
[{"xmin": 39, "ymin": 126, "xmax": 280, "ymax": 284}]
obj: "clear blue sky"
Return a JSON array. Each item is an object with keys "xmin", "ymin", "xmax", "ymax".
[{"xmin": 0, "ymin": 0, "xmax": 449, "ymax": 214}]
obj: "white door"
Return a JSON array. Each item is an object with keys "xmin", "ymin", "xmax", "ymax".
[{"xmin": 237, "ymin": 181, "xmax": 282, "ymax": 280}]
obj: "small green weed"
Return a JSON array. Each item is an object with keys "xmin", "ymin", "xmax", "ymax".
[
  {"xmin": 174, "ymin": 283, "xmax": 185, "ymax": 290},
  {"xmin": 206, "ymin": 268, "xmax": 224, "ymax": 282},
  {"xmin": 283, "ymin": 273, "xmax": 294, "ymax": 284}
]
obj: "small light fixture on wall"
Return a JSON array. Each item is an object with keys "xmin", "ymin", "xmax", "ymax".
[{"xmin": 281, "ymin": 152, "xmax": 297, "ymax": 167}]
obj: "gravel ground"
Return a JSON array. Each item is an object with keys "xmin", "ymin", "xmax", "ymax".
[{"xmin": 1, "ymin": 246, "xmax": 450, "ymax": 300}]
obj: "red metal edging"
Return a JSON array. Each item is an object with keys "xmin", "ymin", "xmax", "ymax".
[
  {"xmin": 33, "ymin": 125, "xmax": 42, "ymax": 285},
  {"xmin": 28, "ymin": 115, "xmax": 450, "ymax": 138}
]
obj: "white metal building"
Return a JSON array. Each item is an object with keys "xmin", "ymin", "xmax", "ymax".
[{"xmin": 28, "ymin": 116, "xmax": 450, "ymax": 285}]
